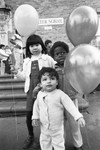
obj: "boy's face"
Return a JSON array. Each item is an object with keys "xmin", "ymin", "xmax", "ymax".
[
  {"xmin": 53, "ymin": 46, "xmax": 67, "ymax": 66},
  {"xmin": 29, "ymin": 43, "xmax": 42, "ymax": 55},
  {"xmin": 40, "ymin": 73, "xmax": 58, "ymax": 92}
]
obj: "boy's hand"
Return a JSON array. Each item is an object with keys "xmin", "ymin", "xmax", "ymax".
[
  {"xmin": 32, "ymin": 119, "xmax": 40, "ymax": 127},
  {"xmin": 77, "ymin": 117, "xmax": 85, "ymax": 127},
  {"xmin": 33, "ymin": 83, "xmax": 42, "ymax": 99}
]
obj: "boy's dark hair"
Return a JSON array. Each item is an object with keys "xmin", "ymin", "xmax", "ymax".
[
  {"xmin": 45, "ymin": 40, "xmax": 52, "ymax": 47},
  {"xmin": 38, "ymin": 67, "xmax": 59, "ymax": 88},
  {"xmin": 26, "ymin": 34, "xmax": 47, "ymax": 58},
  {"xmin": 50, "ymin": 41, "xmax": 69, "ymax": 58}
]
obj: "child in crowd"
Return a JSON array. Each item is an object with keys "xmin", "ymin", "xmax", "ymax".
[
  {"xmin": 3, "ymin": 45, "xmax": 13, "ymax": 74},
  {"xmin": 0, "ymin": 44, "xmax": 13, "ymax": 74},
  {"xmin": 44, "ymin": 39, "xmax": 52, "ymax": 55},
  {"xmin": 11, "ymin": 34, "xmax": 56, "ymax": 149},
  {"xmin": 10, "ymin": 33, "xmax": 24, "ymax": 71},
  {"xmin": 50, "ymin": 41, "xmax": 89, "ymax": 150},
  {"xmin": 32, "ymin": 67, "xmax": 85, "ymax": 150}
]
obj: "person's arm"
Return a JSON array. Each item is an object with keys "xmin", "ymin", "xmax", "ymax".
[
  {"xmin": 32, "ymin": 119, "xmax": 40, "ymax": 127},
  {"xmin": 32, "ymin": 96, "xmax": 40, "ymax": 120},
  {"xmin": 32, "ymin": 83, "xmax": 42, "ymax": 99},
  {"xmin": 77, "ymin": 117, "xmax": 85, "ymax": 127},
  {"xmin": 61, "ymin": 91, "xmax": 85, "ymax": 122},
  {"xmin": 10, "ymin": 58, "xmax": 28, "ymax": 80}
]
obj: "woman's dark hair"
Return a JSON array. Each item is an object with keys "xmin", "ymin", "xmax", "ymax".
[
  {"xmin": 50, "ymin": 41, "xmax": 69, "ymax": 58},
  {"xmin": 38, "ymin": 67, "xmax": 59, "ymax": 88},
  {"xmin": 26, "ymin": 34, "xmax": 47, "ymax": 58}
]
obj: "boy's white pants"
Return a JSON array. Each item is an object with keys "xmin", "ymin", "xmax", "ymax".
[
  {"xmin": 40, "ymin": 127, "xmax": 65, "ymax": 150},
  {"xmin": 64, "ymin": 99, "xmax": 83, "ymax": 148},
  {"xmin": 39, "ymin": 99, "xmax": 83, "ymax": 149}
]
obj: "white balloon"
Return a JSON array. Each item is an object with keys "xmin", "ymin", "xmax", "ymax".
[
  {"xmin": 14, "ymin": 4, "xmax": 39, "ymax": 37},
  {"xmin": 64, "ymin": 44, "xmax": 100, "ymax": 94}
]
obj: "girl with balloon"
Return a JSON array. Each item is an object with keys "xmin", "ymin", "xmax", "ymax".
[
  {"xmin": 13, "ymin": 4, "xmax": 54, "ymax": 149},
  {"xmin": 11, "ymin": 34, "xmax": 56, "ymax": 149}
]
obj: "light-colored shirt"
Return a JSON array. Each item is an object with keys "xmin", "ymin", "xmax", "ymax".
[
  {"xmin": 16, "ymin": 54, "xmax": 56, "ymax": 93},
  {"xmin": 32, "ymin": 89, "xmax": 83, "ymax": 130}
]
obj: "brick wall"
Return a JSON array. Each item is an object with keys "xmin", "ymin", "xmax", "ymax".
[{"xmin": 5, "ymin": 0, "xmax": 100, "ymax": 48}]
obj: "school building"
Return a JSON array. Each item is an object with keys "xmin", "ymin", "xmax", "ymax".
[
  {"xmin": 0, "ymin": 0, "xmax": 100, "ymax": 46},
  {"xmin": 0, "ymin": 0, "xmax": 100, "ymax": 74}
]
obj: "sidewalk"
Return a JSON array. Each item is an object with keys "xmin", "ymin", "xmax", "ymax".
[{"xmin": 0, "ymin": 92, "xmax": 100, "ymax": 150}]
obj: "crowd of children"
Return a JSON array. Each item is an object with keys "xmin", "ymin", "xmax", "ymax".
[{"xmin": 11, "ymin": 33, "xmax": 87, "ymax": 150}]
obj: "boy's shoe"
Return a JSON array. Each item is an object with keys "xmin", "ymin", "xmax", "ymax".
[
  {"xmin": 22, "ymin": 136, "xmax": 34, "ymax": 149},
  {"xmin": 74, "ymin": 146, "xmax": 83, "ymax": 150}
]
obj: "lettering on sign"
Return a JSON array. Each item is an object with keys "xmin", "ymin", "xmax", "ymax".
[
  {"xmin": 39, "ymin": 18, "xmax": 64, "ymax": 25},
  {"xmin": 44, "ymin": 26, "xmax": 52, "ymax": 30}
]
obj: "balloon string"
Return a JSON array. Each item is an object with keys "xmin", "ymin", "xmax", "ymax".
[
  {"xmin": 83, "ymin": 125, "xmax": 91, "ymax": 150},
  {"xmin": 11, "ymin": 74, "xmax": 19, "ymax": 141},
  {"xmin": 81, "ymin": 94, "xmax": 91, "ymax": 150}
]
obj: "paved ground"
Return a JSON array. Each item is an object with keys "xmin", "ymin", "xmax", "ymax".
[{"xmin": 0, "ymin": 92, "xmax": 100, "ymax": 150}]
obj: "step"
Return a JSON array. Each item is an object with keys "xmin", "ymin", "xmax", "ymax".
[
  {"xmin": 0, "ymin": 101, "xmax": 26, "ymax": 117},
  {"xmin": 0, "ymin": 93, "xmax": 27, "ymax": 101},
  {"xmin": 0, "ymin": 78, "xmax": 25, "ymax": 86},
  {"xmin": 0, "ymin": 84, "xmax": 24, "ymax": 94},
  {"xmin": 0, "ymin": 83, "xmax": 24, "ymax": 89},
  {"xmin": 0, "ymin": 74, "xmax": 14, "ymax": 79},
  {"xmin": 0, "ymin": 88, "xmax": 24, "ymax": 96}
]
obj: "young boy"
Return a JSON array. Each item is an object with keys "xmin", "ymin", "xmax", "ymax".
[
  {"xmin": 32, "ymin": 67, "xmax": 85, "ymax": 150},
  {"xmin": 50, "ymin": 41, "xmax": 89, "ymax": 150}
]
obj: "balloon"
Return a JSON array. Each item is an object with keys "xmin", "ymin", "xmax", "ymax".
[
  {"xmin": 66, "ymin": 6, "xmax": 99, "ymax": 46},
  {"xmin": 64, "ymin": 44, "xmax": 100, "ymax": 94},
  {"xmin": 14, "ymin": 4, "xmax": 39, "ymax": 37}
]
